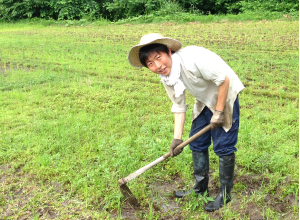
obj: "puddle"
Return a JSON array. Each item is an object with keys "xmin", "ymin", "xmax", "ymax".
[
  {"xmin": 148, "ymin": 179, "xmax": 180, "ymax": 212},
  {"xmin": 110, "ymin": 178, "xmax": 184, "ymax": 219},
  {"xmin": 110, "ymin": 207, "xmax": 139, "ymax": 220}
]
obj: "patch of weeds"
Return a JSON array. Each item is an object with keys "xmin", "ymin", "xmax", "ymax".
[
  {"xmin": 0, "ymin": 195, "xmax": 5, "ymax": 206},
  {"xmin": 177, "ymin": 191, "xmax": 214, "ymax": 212},
  {"xmin": 234, "ymin": 182, "xmax": 247, "ymax": 192}
]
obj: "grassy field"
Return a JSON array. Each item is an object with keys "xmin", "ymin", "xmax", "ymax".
[{"xmin": 0, "ymin": 18, "xmax": 298, "ymax": 219}]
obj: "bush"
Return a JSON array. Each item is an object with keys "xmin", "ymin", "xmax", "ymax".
[
  {"xmin": 49, "ymin": 0, "xmax": 101, "ymax": 20},
  {"xmin": 0, "ymin": 0, "xmax": 105, "ymax": 21},
  {"xmin": 238, "ymin": 0, "xmax": 299, "ymax": 13},
  {"xmin": 0, "ymin": 0, "xmax": 298, "ymax": 21},
  {"xmin": 177, "ymin": 0, "xmax": 242, "ymax": 14},
  {"xmin": 0, "ymin": 0, "xmax": 53, "ymax": 21},
  {"xmin": 104, "ymin": 0, "xmax": 182, "ymax": 21}
]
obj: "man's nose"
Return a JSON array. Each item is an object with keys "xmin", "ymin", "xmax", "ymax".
[{"xmin": 154, "ymin": 61, "xmax": 162, "ymax": 68}]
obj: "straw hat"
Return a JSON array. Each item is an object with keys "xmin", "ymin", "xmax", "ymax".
[{"xmin": 128, "ymin": 33, "xmax": 182, "ymax": 67}]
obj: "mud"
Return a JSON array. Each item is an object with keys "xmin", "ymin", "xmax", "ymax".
[
  {"xmin": 148, "ymin": 178, "xmax": 181, "ymax": 212},
  {"xmin": 234, "ymin": 174, "xmax": 270, "ymax": 195},
  {"xmin": 109, "ymin": 206, "xmax": 139, "ymax": 220},
  {"xmin": 35, "ymin": 207, "xmax": 58, "ymax": 219},
  {"xmin": 0, "ymin": 164, "xmax": 94, "ymax": 220},
  {"xmin": 1, "ymin": 163, "xmax": 298, "ymax": 219},
  {"xmin": 111, "ymin": 168, "xmax": 298, "ymax": 219},
  {"xmin": 0, "ymin": 63, "xmax": 32, "ymax": 74},
  {"xmin": 110, "ymin": 176, "xmax": 184, "ymax": 219}
]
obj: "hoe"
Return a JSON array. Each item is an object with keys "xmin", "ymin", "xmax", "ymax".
[{"xmin": 118, "ymin": 124, "xmax": 212, "ymax": 206}]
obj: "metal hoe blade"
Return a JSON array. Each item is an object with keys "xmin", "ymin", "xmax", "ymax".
[
  {"xmin": 118, "ymin": 125, "xmax": 211, "ymax": 207},
  {"xmin": 119, "ymin": 183, "xmax": 139, "ymax": 207}
]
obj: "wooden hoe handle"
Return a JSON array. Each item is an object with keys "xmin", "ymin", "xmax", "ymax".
[{"xmin": 118, "ymin": 124, "xmax": 211, "ymax": 185}]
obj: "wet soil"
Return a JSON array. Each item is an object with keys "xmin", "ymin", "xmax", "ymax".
[
  {"xmin": 1, "ymin": 164, "xmax": 298, "ymax": 219},
  {"xmin": 111, "ymin": 167, "xmax": 299, "ymax": 220},
  {"xmin": 0, "ymin": 164, "xmax": 93, "ymax": 220},
  {"xmin": 110, "ymin": 176, "xmax": 185, "ymax": 220},
  {"xmin": 0, "ymin": 63, "xmax": 32, "ymax": 74}
]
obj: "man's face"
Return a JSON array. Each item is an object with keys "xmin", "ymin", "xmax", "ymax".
[{"xmin": 145, "ymin": 48, "xmax": 172, "ymax": 76}]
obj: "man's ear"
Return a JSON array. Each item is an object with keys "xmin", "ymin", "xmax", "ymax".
[{"xmin": 168, "ymin": 48, "xmax": 172, "ymax": 56}]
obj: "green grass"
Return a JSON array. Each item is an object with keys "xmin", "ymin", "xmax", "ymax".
[{"xmin": 0, "ymin": 19, "xmax": 298, "ymax": 219}]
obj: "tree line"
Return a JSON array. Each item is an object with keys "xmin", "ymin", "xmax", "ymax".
[{"xmin": 0, "ymin": 0, "xmax": 298, "ymax": 21}]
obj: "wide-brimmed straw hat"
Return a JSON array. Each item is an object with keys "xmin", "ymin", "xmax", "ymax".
[{"xmin": 128, "ymin": 33, "xmax": 182, "ymax": 67}]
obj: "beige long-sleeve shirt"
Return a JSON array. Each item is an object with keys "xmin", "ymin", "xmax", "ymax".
[{"xmin": 161, "ymin": 46, "xmax": 245, "ymax": 132}]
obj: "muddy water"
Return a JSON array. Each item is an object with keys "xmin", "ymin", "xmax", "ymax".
[
  {"xmin": 110, "ymin": 178, "xmax": 184, "ymax": 219},
  {"xmin": 148, "ymin": 179, "xmax": 180, "ymax": 212},
  {"xmin": 110, "ymin": 168, "xmax": 299, "ymax": 219}
]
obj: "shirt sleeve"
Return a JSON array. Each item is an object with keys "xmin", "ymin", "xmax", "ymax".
[
  {"xmin": 162, "ymin": 82, "xmax": 187, "ymax": 113},
  {"xmin": 192, "ymin": 47, "xmax": 228, "ymax": 87}
]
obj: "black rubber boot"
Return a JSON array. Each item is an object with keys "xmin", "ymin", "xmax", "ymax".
[
  {"xmin": 175, "ymin": 150, "xmax": 209, "ymax": 198},
  {"xmin": 205, "ymin": 153, "xmax": 235, "ymax": 212}
]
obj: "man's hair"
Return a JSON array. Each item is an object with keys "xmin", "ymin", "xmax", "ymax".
[{"xmin": 139, "ymin": 43, "xmax": 172, "ymax": 67}]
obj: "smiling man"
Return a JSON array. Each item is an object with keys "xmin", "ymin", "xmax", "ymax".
[{"xmin": 128, "ymin": 33, "xmax": 244, "ymax": 212}]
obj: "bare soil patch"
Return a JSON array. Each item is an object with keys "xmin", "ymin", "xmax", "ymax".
[
  {"xmin": 111, "ymin": 168, "xmax": 298, "ymax": 219},
  {"xmin": 1, "ymin": 164, "xmax": 298, "ymax": 219},
  {"xmin": 0, "ymin": 164, "xmax": 94, "ymax": 220}
]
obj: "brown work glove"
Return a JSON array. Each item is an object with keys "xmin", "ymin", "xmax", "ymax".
[
  {"xmin": 210, "ymin": 110, "xmax": 224, "ymax": 130},
  {"xmin": 169, "ymin": 138, "xmax": 183, "ymax": 157}
]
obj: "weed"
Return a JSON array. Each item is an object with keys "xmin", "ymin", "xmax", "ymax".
[
  {"xmin": 180, "ymin": 191, "xmax": 214, "ymax": 211},
  {"xmin": 0, "ymin": 20, "xmax": 298, "ymax": 219}
]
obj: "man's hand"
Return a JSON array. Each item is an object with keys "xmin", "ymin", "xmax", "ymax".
[
  {"xmin": 210, "ymin": 110, "xmax": 224, "ymax": 130},
  {"xmin": 170, "ymin": 138, "xmax": 183, "ymax": 157}
]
